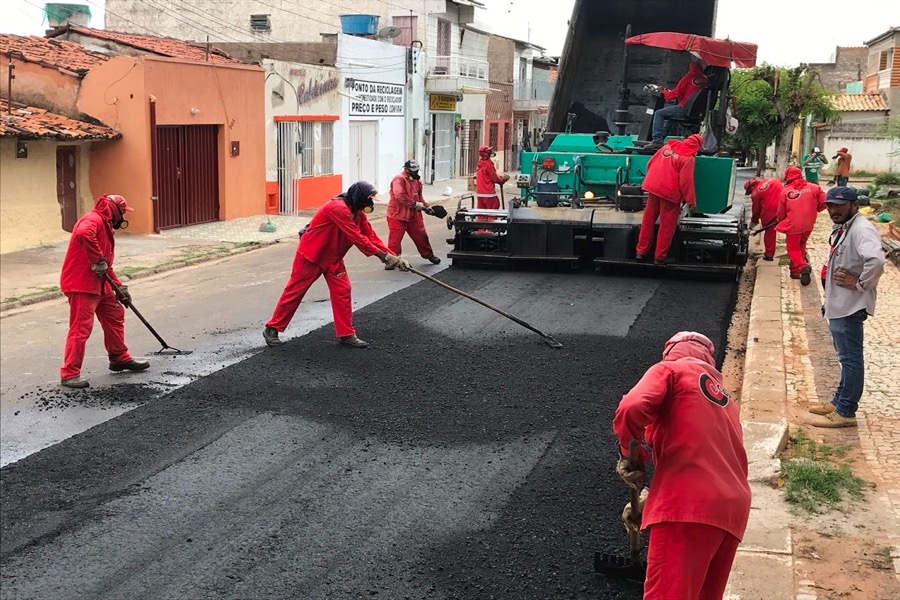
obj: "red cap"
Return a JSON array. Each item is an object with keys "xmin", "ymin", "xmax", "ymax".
[
  {"xmin": 103, "ymin": 194, "xmax": 134, "ymax": 212},
  {"xmin": 838, "ymin": 147, "xmax": 848, "ymax": 153},
  {"xmin": 743, "ymin": 178, "xmax": 760, "ymax": 195}
]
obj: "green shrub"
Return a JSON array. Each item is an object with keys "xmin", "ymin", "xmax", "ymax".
[{"xmin": 873, "ymin": 173, "xmax": 900, "ymax": 186}]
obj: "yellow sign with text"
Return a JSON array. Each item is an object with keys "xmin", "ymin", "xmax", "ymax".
[{"xmin": 430, "ymin": 94, "xmax": 458, "ymax": 112}]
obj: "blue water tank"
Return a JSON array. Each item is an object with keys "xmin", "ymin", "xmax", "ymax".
[{"xmin": 340, "ymin": 14, "xmax": 379, "ymax": 35}]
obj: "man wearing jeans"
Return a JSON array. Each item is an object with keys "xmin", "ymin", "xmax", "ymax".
[
  {"xmin": 648, "ymin": 59, "xmax": 708, "ymax": 148},
  {"xmin": 806, "ymin": 187, "xmax": 885, "ymax": 428}
]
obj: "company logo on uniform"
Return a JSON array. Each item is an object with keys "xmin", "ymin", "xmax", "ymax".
[
  {"xmin": 662, "ymin": 149, "xmax": 674, "ymax": 158},
  {"xmin": 787, "ymin": 190, "xmax": 802, "ymax": 200},
  {"xmin": 698, "ymin": 373, "xmax": 731, "ymax": 407},
  {"xmin": 759, "ymin": 182, "xmax": 770, "ymax": 192},
  {"xmin": 692, "ymin": 76, "xmax": 705, "ymax": 87}
]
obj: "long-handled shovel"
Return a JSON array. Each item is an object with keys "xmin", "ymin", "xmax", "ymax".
[
  {"xmin": 407, "ymin": 267, "xmax": 563, "ymax": 349},
  {"xmin": 750, "ymin": 218, "xmax": 778, "ymax": 237},
  {"xmin": 103, "ymin": 273, "xmax": 193, "ymax": 355},
  {"xmin": 593, "ymin": 439, "xmax": 647, "ymax": 582}
]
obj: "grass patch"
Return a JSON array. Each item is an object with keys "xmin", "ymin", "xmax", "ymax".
[
  {"xmin": 3, "ymin": 296, "xmax": 21, "ymax": 303},
  {"xmin": 234, "ymin": 241, "xmax": 258, "ymax": 249},
  {"xmin": 782, "ymin": 430, "xmax": 865, "ymax": 514},
  {"xmin": 37, "ymin": 285, "xmax": 59, "ymax": 293},
  {"xmin": 116, "ymin": 266, "xmax": 149, "ymax": 279}
]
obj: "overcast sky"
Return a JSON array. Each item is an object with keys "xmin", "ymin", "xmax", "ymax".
[{"xmin": 4, "ymin": 0, "xmax": 899, "ymax": 66}]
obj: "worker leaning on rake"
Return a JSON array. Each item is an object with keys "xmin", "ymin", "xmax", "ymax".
[
  {"xmin": 613, "ymin": 331, "xmax": 752, "ymax": 599},
  {"xmin": 59, "ymin": 194, "xmax": 150, "ymax": 389}
]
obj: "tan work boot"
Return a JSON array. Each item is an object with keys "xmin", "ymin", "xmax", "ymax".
[
  {"xmin": 805, "ymin": 412, "xmax": 857, "ymax": 428},
  {"xmin": 339, "ymin": 335, "xmax": 369, "ymax": 348},
  {"xmin": 61, "ymin": 377, "xmax": 90, "ymax": 389},
  {"xmin": 807, "ymin": 403, "xmax": 835, "ymax": 416}
]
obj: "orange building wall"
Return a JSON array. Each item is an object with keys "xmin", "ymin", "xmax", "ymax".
[
  {"xmin": 145, "ymin": 57, "xmax": 266, "ymax": 222},
  {"xmin": 0, "ymin": 61, "xmax": 81, "ymax": 117},
  {"xmin": 77, "ymin": 56, "xmax": 156, "ymax": 233}
]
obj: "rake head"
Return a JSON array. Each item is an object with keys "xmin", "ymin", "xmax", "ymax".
[{"xmin": 593, "ymin": 551, "xmax": 646, "ymax": 582}]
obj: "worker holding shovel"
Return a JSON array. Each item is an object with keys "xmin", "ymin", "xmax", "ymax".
[
  {"xmin": 745, "ymin": 177, "xmax": 782, "ymax": 261},
  {"xmin": 385, "ymin": 160, "xmax": 441, "ymax": 268},
  {"xmin": 59, "ymin": 194, "xmax": 149, "ymax": 389},
  {"xmin": 613, "ymin": 331, "xmax": 751, "ymax": 599},
  {"xmin": 263, "ymin": 181, "xmax": 410, "ymax": 349}
]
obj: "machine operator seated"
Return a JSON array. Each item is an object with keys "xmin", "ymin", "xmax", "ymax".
[{"xmin": 644, "ymin": 57, "xmax": 708, "ymax": 149}]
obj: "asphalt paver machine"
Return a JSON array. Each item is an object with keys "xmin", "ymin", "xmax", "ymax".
[{"xmin": 447, "ymin": 27, "xmax": 759, "ymax": 278}]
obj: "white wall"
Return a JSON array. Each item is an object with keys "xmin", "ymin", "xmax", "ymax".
[
  {"xmin": 262, "ymin": 60, "xmax": 342, "ymax": 181},
  {"xmin": 822, "ymin": 136, "xmax": 898, "ymax": 173},
  {"xmin": 338, "ymin": 34, "xmax": 408, "ymax": 194}
]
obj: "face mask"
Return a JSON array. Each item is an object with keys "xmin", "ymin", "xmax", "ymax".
[
  {"xmin": 407, "ymin": 170, "xmax": 421, "ymax": 181},
  {"xmin": 109, "ymin": 200, "xmax": 129, "ymax": 229},
  {"xmin": 362, "ymin": 196, "xmax": 375, "ymax": 213}
]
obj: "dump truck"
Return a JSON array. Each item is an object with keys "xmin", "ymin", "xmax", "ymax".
[{"xmin": 446, "ymin": 0, "xmax": 757, "ymax": 278}]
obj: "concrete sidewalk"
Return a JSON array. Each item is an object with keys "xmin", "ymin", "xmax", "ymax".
[{"xmin": 0, "ymin": 178, "xmax": 477, "ymax": 313}]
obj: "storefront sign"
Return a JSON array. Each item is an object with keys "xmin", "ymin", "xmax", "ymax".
[
  {"xmin": 429, "ymin": 94, "xmax": 458, "ymax": 112},
  {"xmin": 347, "ymin": 79, "xmax": 405, "ymax": 117},
  {"xmin": 297, "ymin": 75, "xmax": 339, "ymax": 105}
]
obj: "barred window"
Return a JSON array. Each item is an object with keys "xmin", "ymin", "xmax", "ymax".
[
  {"xmin": 319, "ymin": 121, "xmax": 334, "ymax": 176},
  {"xmin": 299, "ymin": 121, "xmax": 315, "ymax": 177}
]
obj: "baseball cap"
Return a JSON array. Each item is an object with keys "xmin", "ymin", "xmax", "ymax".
[
  {"xmin": 104, "ymin": 194, "xmax": 134, "ymax": 212},
  {"xmin": 743, "ymin": 178, "xmax": 759, "ymax": 195},
  {"xmin": 825, "ymin": 186, "xmax": 858, "ymax": 204},
  {"xmin": 838, "ymin": 147, "xmax": 848, "ymax": 153},
  {"xmin": 404, "ymin": 159, "xmax": 420, "ymax": 172}
]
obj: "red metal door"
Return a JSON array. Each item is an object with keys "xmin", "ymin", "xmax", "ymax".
[
  {"xmin": 56, "ymin": 146, "xmax": 78, "ymax": 232},
  {"xmin": 154, "ymin": 125, "xmax": 219, "ymax": 229}
]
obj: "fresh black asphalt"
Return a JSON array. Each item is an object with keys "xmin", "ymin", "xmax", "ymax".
[{"xmin": 0, "ymin": 268, "xmax": 735, "ymax": 599}]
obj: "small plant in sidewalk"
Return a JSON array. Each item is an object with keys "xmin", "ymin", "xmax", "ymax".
[{"xmin": 781, "ymin": 429, "xmax": 866, "ymax": 514}]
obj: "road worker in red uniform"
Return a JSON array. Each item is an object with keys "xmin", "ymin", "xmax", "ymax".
[
  {"xmin": 745, "ymin": 177, "xmax": 783, "ymax": 261},
  {"xmin": 475, "ymin": 146, "xmax": 509, "ymax": 211},
  {"xmin": 613, "ymin": 331, "xmax": 752, "ymax": 600},
  {"xmin": 635, "ymin": 133, "xmax": 702, "ymax": 265},
  {"xmin": 59, "ymin": 194, "xmax": 149, "ymax": 389},
  {"xmin": 263, "ymin": 181, "xmax": 411, "ymax": 349},
  {"xmin": 776, "ymin": 166, "xmax": 826, "ymax": 286},
  {"xmin": 648, "ymin": 58, "xmax": 708, "ymax": 147},
  {"xmin": 386, "ymin": 160, "xmax": 440, "ymax": 269}
]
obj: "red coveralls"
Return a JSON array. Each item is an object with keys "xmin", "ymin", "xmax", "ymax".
[
  {"xmin": 613, "ymin": 332, "xmax": 752, "ymax": 600},
  {"xmin": 386, "ymin": 172, "xmax": 434, "ymax": 258},
  {"xmin": 475, "ymin": 157, "xmax": 504, "ymax": 211},
  {"xmin": 749, "ymin": 178, "xmax": 783, "ymax": 259},
  {"xmin": 663, "ymin": 61, "xmax": 708, "ymax": 106},
  {"xmin": 636, "ymin": 135, "xmax": 700, "ymax": 261},
  {"xmin": 59, "ymin": 199, "xmax": 133, "ymax": 380},
  {"xmin": 266, "ymin": 198, "xmax": 391, "ymax": 338},
  {"xmin": 776, "ymin": 167, "xmax": 826, "ymax": 276}
]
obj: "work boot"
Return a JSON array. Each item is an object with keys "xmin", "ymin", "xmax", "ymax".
[
  {"xmin": 425, "ymin": 255, "xmax": 441, "ymax": 265},
  {"xmin": 109, "ymin": 359, "xmax": 150, "ymax": 372},
  {"xmin": 60, "ymin": 376, "xmax": 90, "ymax": 389},
  {"xmin": 808, "ymin": 402, "xmax": 835, "ymax": 416},
  {"xmin": 263, "ymin": 327, "xmax": 283, "ymax": 346},
  {"xmin": 800, "ymin": 265, "xmax": 812, "ymax": 286},
  {"xmin": 384, "ymin": 264, "xmax": 395, "ymax": 271},
  {"xmin": 634, "ymin": 254, "xmax": 648, "ymax": 263},
  {"xmin": 339, "ymin": 335, "xmax": 369, "ymax": 348},
  {"xmin": 654, "ymin": 257, "xmax": 677, "ymax": 266},
  {"xmin": 763, "ymin": 255, "xmax": 774, "ymax": 261},
  {"xmin": 805, "ymin": 411, "xmax": 857, "ymax": 428}
]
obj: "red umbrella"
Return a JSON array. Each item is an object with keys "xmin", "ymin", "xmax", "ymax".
[{"xmin": 625, "ymin": 32, "xmax": 758, "ymax": 68}]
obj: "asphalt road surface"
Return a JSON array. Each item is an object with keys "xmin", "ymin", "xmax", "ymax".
[{"xmin": 1, "ymin": 260, "xmax": 736, "ymax": 598}]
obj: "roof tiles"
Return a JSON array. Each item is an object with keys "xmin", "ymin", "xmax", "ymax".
[
  {"xmin": 0, "ymin": 33, "xmax": 109, "ymax": 74},
  {"xmin": 0, "ymin": 99, "xmax": 120, "ymax": 141},
  {"xmin": 832, "ymin": 93, "xmax": 890, "ymax": 112},
  {"xmin": 48, "ymin": 25, "xmax": 243, "ymax": 64}
]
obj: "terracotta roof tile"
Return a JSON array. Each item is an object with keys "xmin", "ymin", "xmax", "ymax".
[
  {"xmin": 0, "ymin": 99, "xmax": 121, "ymax": 141},
  {"xmin": 832, "ymin": 93, "xmax": 890, "ymax": 112},
  {"xmin": 47, "ymin": 25, "xmax": 243, "ymax": 64},
  {"xmin": 0, "ymin": 33, "xmax": 109, "ymax": 74}
]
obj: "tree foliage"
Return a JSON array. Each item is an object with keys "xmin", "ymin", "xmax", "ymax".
[{"xmin": 728, "ymin": 66, "xmax": 839, "ymax": 176}]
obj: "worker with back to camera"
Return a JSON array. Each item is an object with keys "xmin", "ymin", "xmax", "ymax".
[
  {"xmin": 646, "ymin": 57, "xmax": 708, "ymax": 149},
  {"xmin": 745, "ymin": 177, "xmax": 783, "ymax": 261},
  {"xmin": 613, "ymin": 331, "xmax": 752, "ymax": 600},
  {"xmin": 801, "ymin": 146, "xmax": 828, "ymax": 184},
  {"xmin": 59, "ymin": 194, "xmax": 150, "ymax": 389},
  {"xmin": 475, "ymin": 146, "xmax": 509, "ymax": 211},
  {"xmin": 263, "ymin": 181, "xmax": 411, "ymax": 349},
  {"xmin": 776, "ymin": 166, "xmax": 827, "ymax": 286},
  {"xmin": 385, "ymin": 159, "xmax": 441, "ymax": 269},
  {"xmin": 635, "ymin": 133, "xmax": 702, "ymax": 265}
]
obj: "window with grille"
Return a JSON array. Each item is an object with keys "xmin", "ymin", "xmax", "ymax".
[
  {"xmin": 319, "ymin": 122, "xmax": 334, "ymax": 176},
  {"xmin": 298, "ymin": 121, "xmax": 315, "ymax": 177},
  {"xmin": 392, "ymin": 16, "xmax": 417, "ymax": 46},
  {"xmin": 488, "ymin": 122, "xmax": 499, "ymax": 150},
  {"xmin": 250, "ymin": 14, "xmax": 271, "ymax": 32}
]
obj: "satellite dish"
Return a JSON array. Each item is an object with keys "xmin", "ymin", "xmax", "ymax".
[{"xmin": 378, "ymin": 26, "xmax": 403, "ymax": 39}]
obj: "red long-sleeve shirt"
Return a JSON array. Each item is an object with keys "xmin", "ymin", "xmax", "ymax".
[
  {"xmin": 299, "ymin": 199, "xmax": 390, "ymax": 269},
  {"xmin": 60, "ymin": 198, "xmax": 123, "ymax": 295},
  {"xmin": 750, "ymin": 178, "xmax": 782, "ymax": 225},
  {"xmin": 776, "ymin": 180, "xmax": 826, "ymax": 235},
  {"xmin": 475, "ymin": 158, "xmax": 504, "ymax": 197},
  {"xmin": 387, "ymin": 173, "xmax": 426, "ymax": 222},
  {"xmin": 613, "ymin": 332, "xmax": 752, "ymax": 540},
  {"xmin": 641, "ymin": 137, "xmax": 700, "ymax": 207},
  {"xmin": 663, "ymin": 62, "xmax": 707, "ymax": 106}
]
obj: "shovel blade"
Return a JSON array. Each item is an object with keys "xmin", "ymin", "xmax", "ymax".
[{"xmin": 593, "ymin": 551, "xmax": 646, "ymax": 582}]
